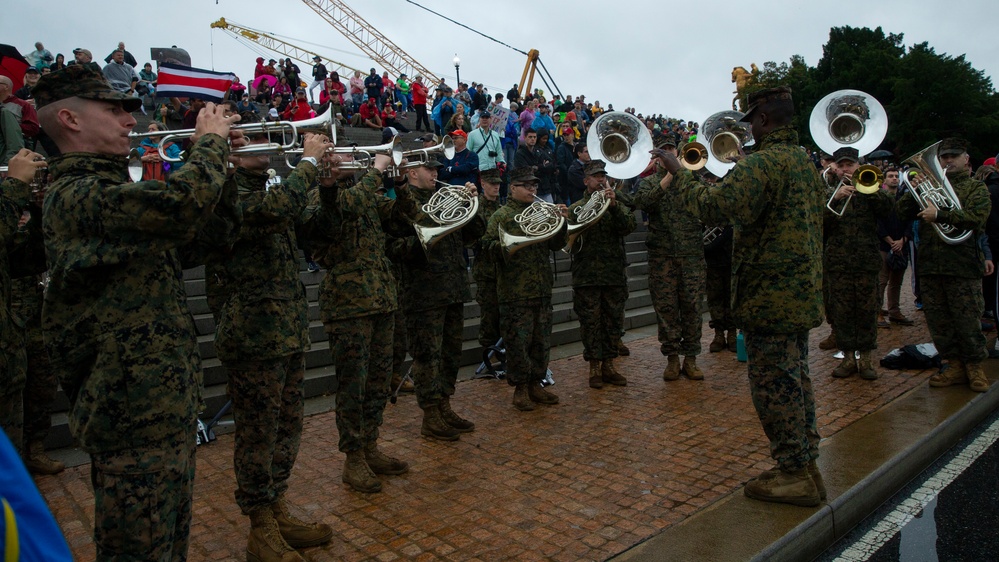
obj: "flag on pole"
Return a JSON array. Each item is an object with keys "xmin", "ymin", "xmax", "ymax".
[{"xmin": 156, "ymin": 63, "xmax": 235, "ymax": 102}]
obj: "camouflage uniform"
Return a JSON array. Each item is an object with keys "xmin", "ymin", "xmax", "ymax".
[
  {"xmin": 473, "ymin": 195, "xmax": 502, "ymax": 347},
  {"xmin": 42, "ymin": 135, "xmax": 234, "ymax": 560},
  {"xmin": 0, "ymin": 176, "xmax": 35, "ymax": 454},
  {"xmin": 897, "ymin": 170, "xmax": 990, "ymax": 363},
  {"xmin": 209, "ymin": 163, "xmax": 315, "ymax": 514},
  {"xmin": 300, "ymin": 170, "xmax": 419, "ymax": 453},
  {"xmin": 11, "ymin": 273, "xmax": 56, "ymax": 452},
  {"xmin": 824, "ymin": 188, "xmax": 894, "ymax": 351},
  {"xmin": 632, "ymin": 170, "xmax": 706, "ymax": 356},
  {"xmin": 568, "ymin": 193, "xmax": 636, "ymax": 360},
  {"xmin": 678, "ymin": 126, "xmax": 825, "ymax": 472},
  {"xmin": 399, "ymin": 186, "xmax": 485, "ymax": 409},
  {"xmin": 704, "ymin": 226, "xmax": 735, "ymax": 331},
  {"xmin": 480, "ymin": 199, "xmax": 568, "ymax": 385}
]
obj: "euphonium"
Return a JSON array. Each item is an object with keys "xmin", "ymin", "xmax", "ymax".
[
  {"xmin": 499, "ymin": 196, "xmax": 566, "ymax": 255},
  {"xmin": 414, "ymin": 181, "xmax": 480, "ymax": 252},
  {"xmin": 900, "ymin": 141, "xmax": 973, "ymax": 245},
  {"xmin": 563, "ymin": 189, "xmax": 611, "ymax": 253}
]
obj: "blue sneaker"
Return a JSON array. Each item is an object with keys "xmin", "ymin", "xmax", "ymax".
[{"xmin": 915, "ymin": 301, "xmax": 923, "ymax": 310}]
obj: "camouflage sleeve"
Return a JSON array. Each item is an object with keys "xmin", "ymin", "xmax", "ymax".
[
  {"xmin": 481, "ymin": 207, "xmax": 506, "ymax": 262},
  {"xmin": 608, "ymin": 199, "xmax": 637, "ymax": 236},
  {"xmin": 681, "ymin": 158, "xmax": 769, "ymax": 227},
  {"xmin": 939, "ymin": 178, "xmax": 991, "ymax": 232},
  {"xmin": 545, "ymin": 220, "xmax": 569, "ymax": 251},
  {"xmin": 460, "ymin": 209, "xmax": 487, "ymax": 247},
  {"xmin": 896, "ymin": 190, "xmax": 919, "ymax": 221},
  {"xmin": 6, "ymin": 191, "xmax": 46, "ymax": 279},
  {"xmin": 91, "ymin": 133, "xmax": 229, "ymax": 242},
  {"xmin": 0, "ymin": 178, "xmax": 30, "ymax": 244},
  {"xmin": 242, "ymin": 161, "xmax": 315, "ymax": 227},
  {"xmin": 865, "ymin": 188, "xmax": 895, "ymax": 220},
  {"xmin": 381, "ymin": 182, "xmax": 421, "ymax": 226},
  {"xmin": 179, "ymin": 174, "xmax": 243, "ymax": 267},
  {"xmin": 629, "ymin": 174, "xmax": 666, "ymax": 211}
]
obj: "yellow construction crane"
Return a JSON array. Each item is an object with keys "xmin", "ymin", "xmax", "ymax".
[
  {"xmin": 299, "ymin": 0, "xmax": 440, "ymax": 83},
  {"xmin": 210, "ymin": 17, "xmax": 362, "ymax": 78}
]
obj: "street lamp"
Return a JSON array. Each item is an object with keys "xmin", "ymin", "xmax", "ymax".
[{"xmin": 453, "ymin": 54, "xmax": 461, "ymax": 86}]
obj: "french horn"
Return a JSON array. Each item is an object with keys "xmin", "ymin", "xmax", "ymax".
[
  {"xmin": 563, "ymin": 188, "xmax": 611, "ymax": 253},
  {"xmin": 499, "ymin": 196, "xmax": 566, "ymax": 255},
  {"xmin": 414, "ymin": 181, "xmax": 480, "ymax": 252}
]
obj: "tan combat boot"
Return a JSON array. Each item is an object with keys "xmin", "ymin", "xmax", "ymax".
[
  {"xmin": 709, "ymin": 329, "xmax": 726, "ymax": 353},
  {"xmin": 528, "ymin": 382, "xmax": 559, "ymax": 405},
  {"xmin": 727, "ymin": 330, "xmax": 739, "ymax": 352},
  {"xmin": 24, "ymin": 441, "xmax": 65, "ymax": 475},
  {"xmin": 588, "ymin": 360, "xmax": 603, "ymax": 389},
  {"xmin": 929, "ymin": 360, "xmax": 968, "ymax": 387},
  {"xmin": 247, "ymin": 506, "xmax": 304, "ymax": 562},
  {"xmin": 272, "ymin": 499, "xmax": 333, "ymax": 548},
  {"xmin": 420, "ymin": 404, "xmax": 461, "ymax": 441},
  {"xmin": 513, "ymin": 384, "xmax": 535, "ymax": 411},
  {"xmin": 808, "ymin": 460, "xmax": 826, "ymax": 501},
  {"xmin": 364, "ymin": 442, "xmax": 410, "ymax": 475},
  {"xmin": 858, "ymin": 351, "xmax": 878, "ymax": 380},
  {"xmin": 832, "ymin": 353, "xmax": 858, "ymax": 378},
  {"xmin": 682, "ymin": 356, "xmax": 704, "ymax": 380},
  {"xmin": 391, "ymin": 373, "xmax": 414, "ymax": 394},
  {"xmin": 342, "ymin": 450, "xmax": 381, "ymax": 493},
  {"xmin": 662, "ymin": 354, "xmax": 681, "ymax": 381},
  {"xmin": 818, "ymin": 330, "xmax": 837, "ymax": 350},
  {"xmin": 967, "ymin": 362, "xmax": 989, "ymax": 392},
  {"xmin": 601, "ymin": 358, "xmax": 628, "ymax": 386},
  {"xmin": 438, "ymin": 396, "xmax": 475, "ymax": 433},
  {"xmin": 616, "ymin": 338, "xmax": 630, "ymax": 356},
  {"xmin": 744, "ymin": 467, "xmax": 821, "ymax": 507}
]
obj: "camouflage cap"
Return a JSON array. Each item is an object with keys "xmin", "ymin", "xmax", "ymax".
[
  {"xmin": 508, "ymin": 167, "xmax": 538, "ymax": 184},
  {"xmin": 938, "ymin": 137, "xmax": 969, "ymax": 157},
  {"xmin": 33, "ymin": 65, "xmax": 142, "ymax": 112},
  {"xmin": 413, "ymin": 158, "xmax": 443, "ymax": 169},
  {"xmin": 584, "ymin": 160, "xmax": 608, "ymax": 176},
  {"xmin": 654, "ymin": 136, "xmax": 677, "ymax": 149},
  {"xmin": 740, "ymin": 86, "xmax": 793, "ymax": 122},
  {"xmin": 832, "ymin": 146, "xmax": 860, "ymax": 163},
  {"xmin": 480, "ymin": 168, "xmax": 502, "ymax": 183}
]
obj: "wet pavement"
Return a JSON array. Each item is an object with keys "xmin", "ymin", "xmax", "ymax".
[{"xmin": 33, "ymin": 295, "xmax": 999, "ymax": 561}]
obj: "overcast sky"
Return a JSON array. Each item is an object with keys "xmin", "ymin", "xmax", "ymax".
[{"xmin": 5, "ymin": 0, "xmax": 997, "ymax": 123}]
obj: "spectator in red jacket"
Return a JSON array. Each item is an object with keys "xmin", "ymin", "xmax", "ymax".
[
  {"xmin": 350, "ymin": 97, "xmax": 383, "ymax": 129},
  {"xmin": 411, "ymin": 75, "xmax": 430, "ymax": 132},
  {"xmin": 282, "ymin": 88, "xmax": 313, "ymax": 121}
]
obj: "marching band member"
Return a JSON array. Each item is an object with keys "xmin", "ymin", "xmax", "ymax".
[
  {"xmin": 399, "ymin": 161, "xmax": 484, "ymax": 440},
  {"xmin": 897, "ymin": 137, "xmax": 991, "ymax": 392},
  {"xmin": 568, "ymin": 160, "xmax": 636, "ymax": 389},
  {"xmin": 473, "ymin": 168, "xmax": 503, "ymax": 353},
  {"xmin": 480, "ymin": 167, "xmax": 568, "ymax": 411},
  {"xmin": 209, "ymin": 131, "xmax": 333, "ymax": 559},
  {"xmin": 659, "ymin": 86, "xmax": 826, "ymax": 507}
]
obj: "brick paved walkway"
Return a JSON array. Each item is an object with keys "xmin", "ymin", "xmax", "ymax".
[{"xmin": 38, "ymin": 303, "xmax": 946, "ymax": 561}]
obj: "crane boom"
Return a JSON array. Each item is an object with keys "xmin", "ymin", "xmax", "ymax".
[
  {"xmin": 210, "ymin": 17, "xmax": 362, "ymax": 77},
  {"xmin": 299, "ymin": 0, "xmax": 440, "ymax": 83}
]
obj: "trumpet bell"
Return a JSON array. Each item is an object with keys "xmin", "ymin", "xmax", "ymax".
[
  {"xmin": 586, "ymin": 112, "xmax": 653, "ymax": 179},
  {"xmin": 699, "ymin": 110, "xmax": 754, "ymax": 177},
  {"xmin": 809, "ymin": 89, "xmax": 888, "ymax": 157},
  {"xmin": 853, "ymin": 164, "xmax": 883, "ymax": 194}
]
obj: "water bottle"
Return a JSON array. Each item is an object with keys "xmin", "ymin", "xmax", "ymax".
[{"xmin": 736, "ymin": 330, "xmax": 747, "ymax": 362}]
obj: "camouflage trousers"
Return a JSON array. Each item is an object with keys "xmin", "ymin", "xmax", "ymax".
[
  {"xmin": 921, "ymin": 275, "xmax": 987, "ymax": 363},
  {"xmin": 706, "ymin": 262, "xmax": 734, "ymax": 331},
  {"xmin": 744, "ymin": 330, "xmax": 820, "ymax": 472},
  {"xmin": 327, "ymin": 313, "xmax": 393, "ymax": 453},
  {"xmin": 407, "ymin": 303, "xmax": 464, "ymax": 410},
  {"xmin": 0, "ymin": 387, "xmax": 23, "ymax": 455},
  {"xmin": 90, "ymin": 433, "xmax": 196, "ymax": 561},
  {"xmin": 649, "ymin": 253, "xmax": 705, "ymax": 356},
  {"xmin": 476, "ymin": 277, "xmax": 501, "ymax": 348},
  {"xmin": 499, "ymin": 298, "xmax": 553, "ymax": 386},
  {"xmin": 225, "ymin": 354, "xmax": 305, "ymax": 514},
  {"xmin": 392, "ymin": 306, "xmax": 408, "ymax": 378},
  {"xmin": 23, "ymin": 326, "xmax": 56, "ymax": 445},
  {"xmin": 573, "ymin": 285, "xmax": 628, "ymax": 361},
  {"xmin": 826, "ymin": 269, "xmax": 879, "ymax": 351}
]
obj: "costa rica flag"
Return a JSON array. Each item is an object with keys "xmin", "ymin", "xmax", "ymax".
[{"xmin": 156, "ymin": 63, "xmax": 236, "ymax": 102}]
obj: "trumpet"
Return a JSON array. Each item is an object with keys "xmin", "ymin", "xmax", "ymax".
[
  {"xmin": 826, "ymin": 164, "xmax": 883, "ymax": 217},
  {"xmin": 130, "ymin": 108, "xmax": 336, "ymax": 163},
  {"xmin": 0, "ymin": 158, "xmax": 49, "ymax": 191},
  {"xmin": 283, "ymin": 136, "xmax": 404, "ymax": 174},
  {"xmin": 900, "ymin": 141, "xmax": 973, "ymax": 244},
  {"xmin": 413, "ymin": 180, "xmax": 480, "ymax": 252},
  {"xmin": 499, "ymin": 195, "xmax": 566, "ymax": 255}
]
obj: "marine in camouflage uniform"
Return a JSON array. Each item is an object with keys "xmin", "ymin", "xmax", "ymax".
[
  {"xmin": 473, "ymin": 168, "xmax": 504, "ymax": 350},
  {"xmin": 398, "ymin": 162, "xmax": 484, "ymax": 440},
  {"xmin": 704, "ymin": 224, "xmax": 737, "ymax": 352},
  {"xmin": 897, "ymin": 138, "xmax": 991, "ymax": 392},
  {"xmin": 824, "ymin": 147, "xmax": 894, "ymax": 380},
  {"xmin": 631, "ymin": 147, "xmax": 708, "ymax": 381},
  {"xmin": 208, "ymin": 135, "xmax": 333, "ymax": 558},
  {"xmin": 34, "ymin": 65, "xmax": 239, "ymax": 559},
  {"xmin": 480, "ymin": 167, "xmax": 568, "ymax": 411},
  {"xmin": 568, "ymin": 160, "xmax": 635, "ymax": 389},
  {"xmin": 299, "ymin": 159, "xmax": 419, "ymax": 494},
  {"xmin": 669, "ymin": 87, "xmax": 825, "ymax": 507},
  {"xmin": 0, "ymin": 165, "xmax": 42, "ymax": 457}
]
